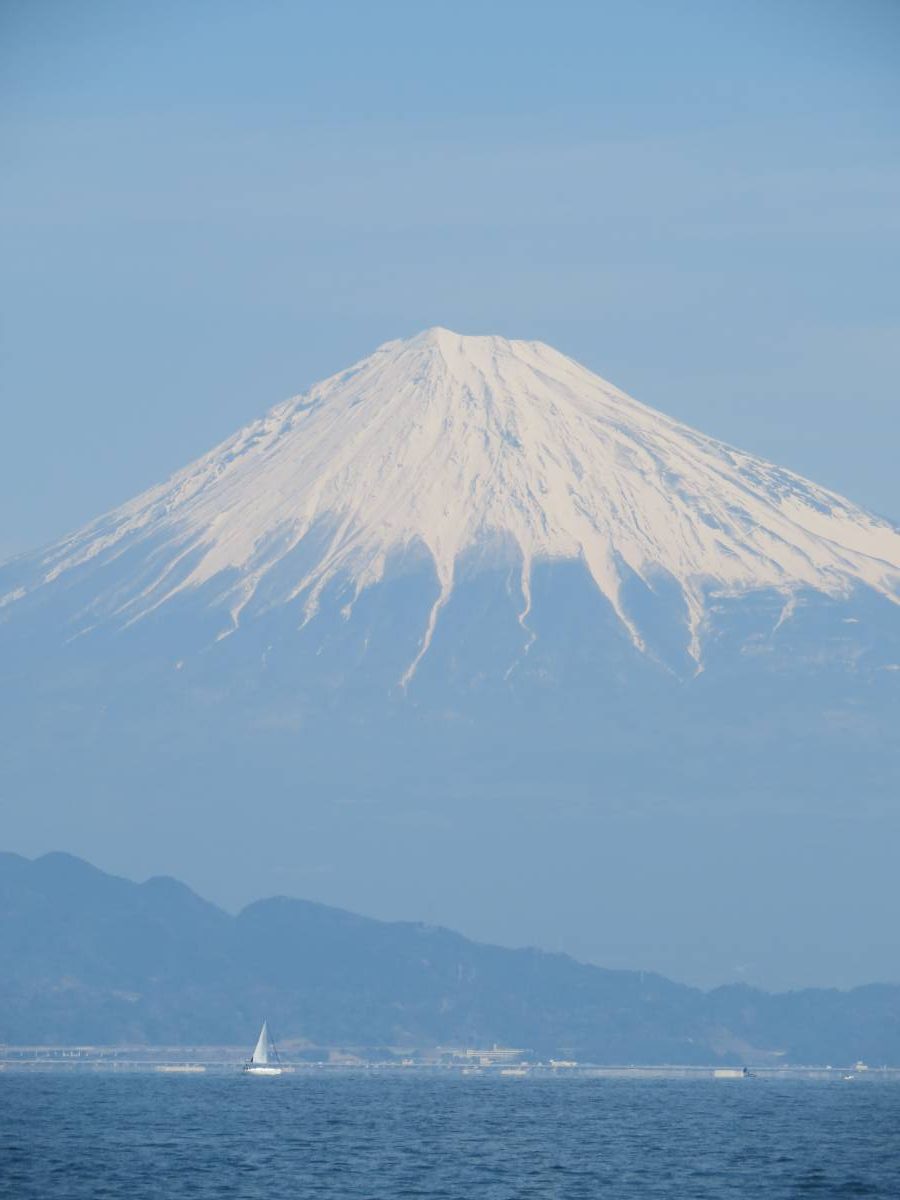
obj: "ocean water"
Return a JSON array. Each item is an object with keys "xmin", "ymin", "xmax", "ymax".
[{"xmin": 1, "ymin": 1073, "xmax": 899, "ymax": 1198}]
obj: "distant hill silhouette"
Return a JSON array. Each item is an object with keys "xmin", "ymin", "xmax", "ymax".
[{"xmin": 1, "ymin": 851, "xmax": 897, "ymax": 1064}]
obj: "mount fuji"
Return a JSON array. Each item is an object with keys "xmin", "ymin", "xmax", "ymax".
[{"xmin": 2, "ymin": 329, "xmax": 899, "ymax": 990}]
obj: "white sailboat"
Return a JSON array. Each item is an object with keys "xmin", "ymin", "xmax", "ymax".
[{"xmin": 243, "ymin": 1020, "xmax": 282, "ymax": 1075}]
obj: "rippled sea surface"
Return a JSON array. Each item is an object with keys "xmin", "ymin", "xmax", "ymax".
[{"xmin": 2, "ymin": 1073, "xmax": 899, "ymax": 1198}]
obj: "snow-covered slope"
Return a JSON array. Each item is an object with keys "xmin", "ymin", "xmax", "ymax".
[{"xmin": 5, "ymin": 328, "xmax": 900, "ymax": 672}]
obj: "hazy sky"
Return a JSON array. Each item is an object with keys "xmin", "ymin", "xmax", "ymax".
[{"xmin": 2, "ymin": 0, "xmax": 898, "ymax": 560}]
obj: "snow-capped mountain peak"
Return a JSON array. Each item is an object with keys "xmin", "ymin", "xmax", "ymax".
[{"xmin": 5, "ymin": 328, "xmax": 900, "ymax": 674}]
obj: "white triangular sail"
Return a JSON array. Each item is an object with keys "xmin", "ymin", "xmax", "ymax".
[{"xmin": 251, "ymin": 1021, "xmax": 269, "ymax": 1065}]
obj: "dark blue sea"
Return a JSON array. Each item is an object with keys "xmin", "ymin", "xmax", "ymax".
[{"xmin": 2, "ymin": 1072, "xmax": 899, "ymax": 1198}]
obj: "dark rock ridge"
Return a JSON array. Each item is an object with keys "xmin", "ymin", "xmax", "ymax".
[{"xmin": 1, "ymin": 852, "xmax": 897, "ymax": 1065}]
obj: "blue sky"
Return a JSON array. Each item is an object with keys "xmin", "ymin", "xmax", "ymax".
[{"xmin": 2, "ymin": 0, "xmax": 898, "ymax": 559}]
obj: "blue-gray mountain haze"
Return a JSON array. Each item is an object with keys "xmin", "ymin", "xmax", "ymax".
[
  {"xmin": 1, "ymin": 332, "xmax": 898, "ymax": 991},
  {"xmin": 2, "ymin": 851, "xmax": 899, "ymax": 1065}
]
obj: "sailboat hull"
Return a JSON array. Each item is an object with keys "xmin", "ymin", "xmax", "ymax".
[{"xmin": 243, "ymin": 1065, "xmax": 282, "ymax": 1076}]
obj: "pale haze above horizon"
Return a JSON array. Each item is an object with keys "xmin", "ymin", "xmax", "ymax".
[{"xmin": 1, "ymin": 0, "xmax": 899, "ymax": 564}]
